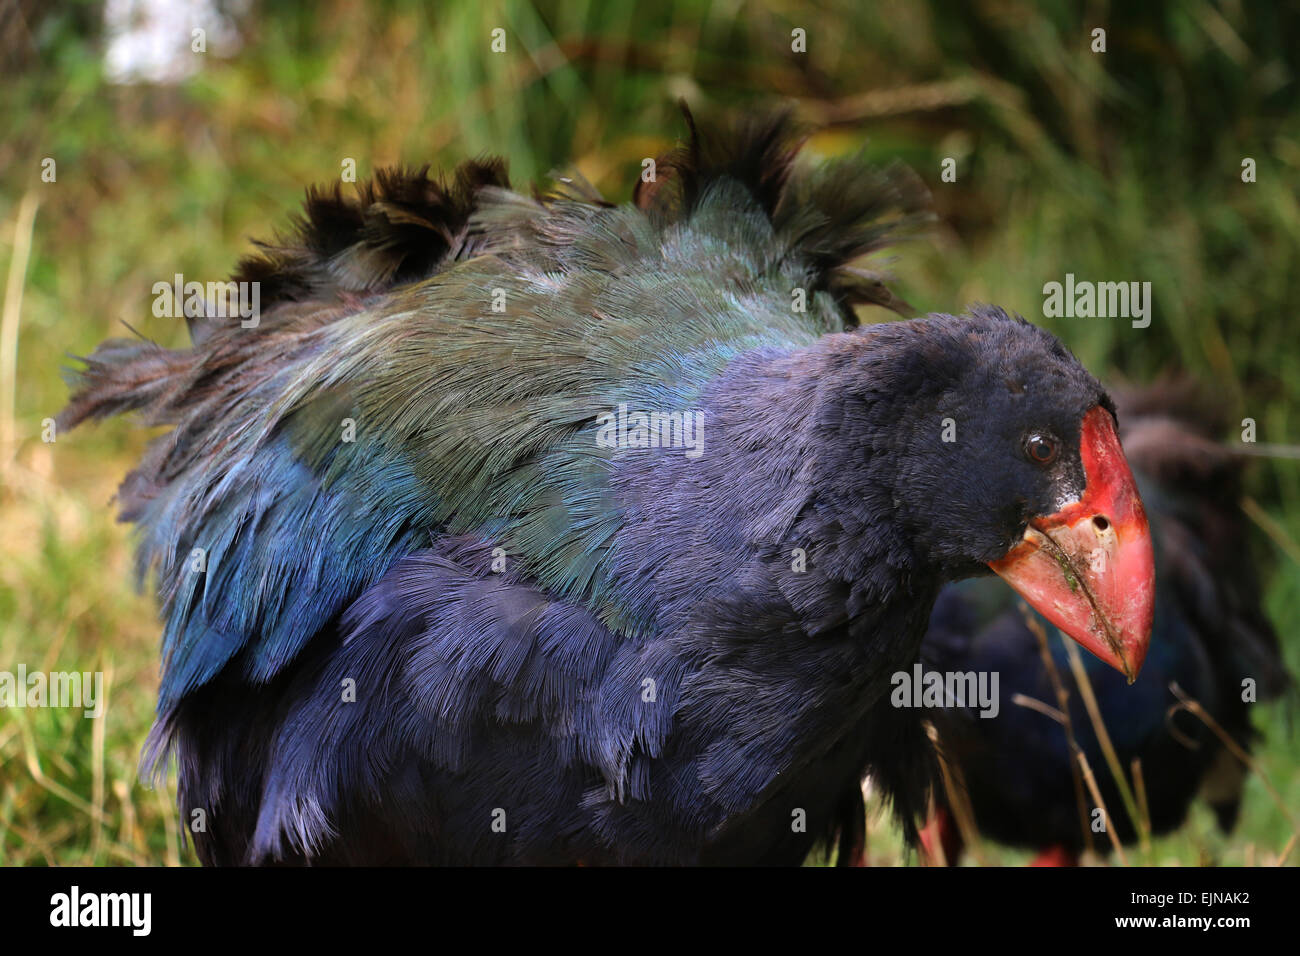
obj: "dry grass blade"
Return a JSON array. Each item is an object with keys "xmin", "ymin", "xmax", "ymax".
[
  {"xmin": 1076, "ymin": 750, "xmax": 1128, "ymax": 865},
  {"xmin": 1018, "ymin": 603, "xmax": 1094, "ymax": 854},
  {"xmin": 0, "ymin": 191, "xmax": 39, "ymax": 476},
  {"xmin": 91, "ymin": 663, "xmax": 109, "ymax": 863},
  {"xmin": 1131, "ymin": 757, "xmax": 1153, "ymax": 846},
  {"xmin": 1232, "ymin": 443, "xmax": 1300, "ymax": 461},
  {"xmin": 925, "ymin": 720, "xmax": 988, "ymax": 866},
  {"xmin": 806, "ymin": 79, "xmax": 980, "ymax": 124},
  {"xmin": 922, "ymin": 793, "xmax": 948, "ymax": 867},
  {"xmin": 1167, "ymin": 681, "xmax": 1298, "ymax": 864},
  {"xmin": 1278, "ymin": 831, "xmax": 1297, "ymax": 867},
  {"xmin": 1061, "ymin": 636, "xmax": 1151, "ymax": 856},
  {"xmin": 17, "ymin": 710, "xmax": 111, "ymax": 826},
  {"xmin": 1011, "ymin": 692, "xmax": 1066, "ymax": 724},
  {"xmin": 156, "ymin": 784, "xmax": 181, "ymax": 867},
  {"xmin": 1242, "ymin": 496, "xmax": 1300, "ymax": 566}
]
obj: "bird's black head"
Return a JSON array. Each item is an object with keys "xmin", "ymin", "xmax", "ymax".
[
  {"xmin": 864, "ymin": 306, "xmax": 1108, "ymax": 569},
  {"xmin": 813, "ymin": 305, "xmax": 1155, "ymax": 679}
]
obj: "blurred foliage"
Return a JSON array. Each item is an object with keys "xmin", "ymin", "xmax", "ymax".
[{"xmin": 0, "ymin": 0, "xmax": 1296, "ymax": 865}]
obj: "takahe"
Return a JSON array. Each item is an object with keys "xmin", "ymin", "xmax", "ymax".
[
  {"xmin": 60, "ymin": 113, "xmax": 1155, "ymax": 865},
  {"xmin": 920, "ymin": 383, "xmax": 1288, "ymax": 864}
]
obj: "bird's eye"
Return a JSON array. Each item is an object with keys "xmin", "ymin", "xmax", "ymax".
[{"xmin": 1025, "ymin": 433, "xmax": 1058, "ymax": 465}]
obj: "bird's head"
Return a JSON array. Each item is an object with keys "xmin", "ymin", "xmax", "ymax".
[{"xmin": 818, "ymin": 306, "xmax": 1154, "ymax": 681}]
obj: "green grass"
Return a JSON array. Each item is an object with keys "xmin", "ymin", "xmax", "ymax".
[{"xmin": 1, "ymin": 0, "xmax": 1296, "ymax": 865}]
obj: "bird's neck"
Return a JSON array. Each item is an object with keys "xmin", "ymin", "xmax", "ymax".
[
  {"xmin": 603, "ymin": 336, "xmax": 943, "ymax": 836},
  {"xmin": 608, "ymin": 333, "xmax": 934, "ymax": 646}
]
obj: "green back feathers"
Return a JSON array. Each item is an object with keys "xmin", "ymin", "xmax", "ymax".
[{"xmin": 61, "ymin": 110, "xmax": 931, "ymax": 701}]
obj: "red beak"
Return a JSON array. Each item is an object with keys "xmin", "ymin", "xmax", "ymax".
[{"xmin": 988, "ymin": 406, "xmax": 1155, "ymax": 682}]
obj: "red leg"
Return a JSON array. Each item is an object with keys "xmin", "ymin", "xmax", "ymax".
[
  {"xmin": 920, "ymin": 808, "xmax": 963, "ymax": 866},
  {"xmin": 1029, "ymin": 845, "xmax": 1079, "ymax": 867}
]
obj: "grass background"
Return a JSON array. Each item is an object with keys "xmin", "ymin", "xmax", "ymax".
[{"xmin": 0, "ymin": 0, "xmax": 1296, "ymax": 865}]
